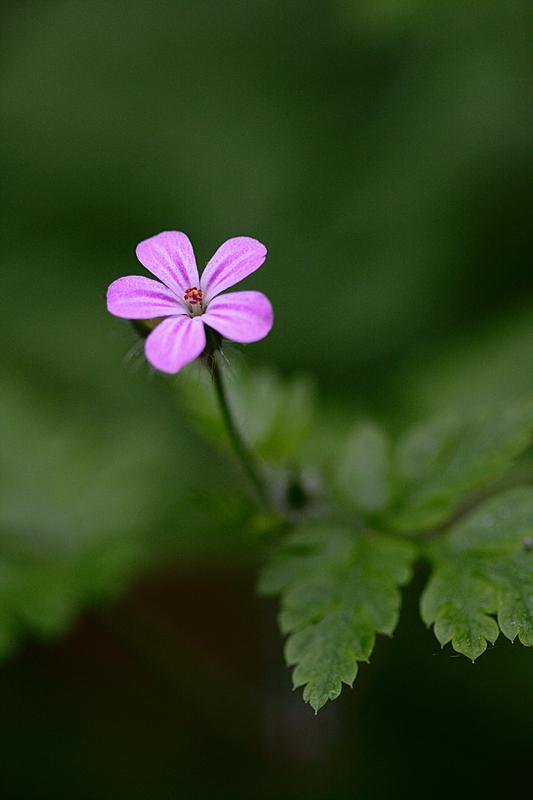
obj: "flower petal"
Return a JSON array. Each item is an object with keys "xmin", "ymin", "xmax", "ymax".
[
  {"xmin": 136, "ymin": 231, "xmax": 199, "ymax": 296},
  {"xmin": 203, "ymin": 291, "xmax": 273, "ymax": 343},
  {"xmin": 144, "ymin": 316, "xmax": 206, "ymax": 374},
  {"xmin": 200, "ymin": 237, "xmax": 267, "ymax": 301},
  {"xmin": 107, "ymin": 275, "xmax": 184, "ymax": 319}
]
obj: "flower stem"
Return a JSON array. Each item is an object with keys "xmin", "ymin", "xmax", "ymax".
[{"xmin": 210, "ymin": 356, "xmax": 269, "ymax": 508}]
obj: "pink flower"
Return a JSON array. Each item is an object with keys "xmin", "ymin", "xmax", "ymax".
[{"xmin": 107, "ymin": 231, "xmax": 273, "ymax": 373}]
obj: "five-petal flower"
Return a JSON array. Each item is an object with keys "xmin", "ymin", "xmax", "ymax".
[{"xmin": 107, "ymin": 232, "xmax": 273, "ymax": 373}]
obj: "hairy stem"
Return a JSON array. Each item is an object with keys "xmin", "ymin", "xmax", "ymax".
[{"xmin": 210, "ymin": 354, "xmax": 269, "ymax": 508}]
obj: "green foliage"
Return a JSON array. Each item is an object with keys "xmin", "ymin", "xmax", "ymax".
[
  {"xmin": 2, "ymin": 356, "xmax": 532, "ymax": 707},
  {"xmin": 420, "ymin": 562, "xmax": 500, "ymax": 661},
  {"xmin": 0, "ymin": 373, "xmax": 266, "ymax": 660},
  {"xmin": 257, "ymin": 397, "xmax": 533, "ymax": 709},
  {"xmin": 404, "ymin": 308, "xmax": 533, "ymax": 414},
  {"xmin": 2, "ymin": 0, "xmax": 533, "ymax": 756},
  {"xmin": 259, "ymin": 523, "xmax": 415, "ymax": 711},
  {"xmin": 421, "ymin": 488, "xmax": 533, "ymax": 659},
  {"xmin": 0, "ymin": 382, "xmax": 159, "ymax": 656},
  {"xmin": 0, "ymin": 536, "xmax": 148, "ymax": 658},
  {"xmin": 388, "ymin": 401, "xmax": 533, "ymax": 532},
  {"xmin": 178, "ymin": 364, "xmax": 315, "ymax": 464},
  {"xmin": 335, "ymin": 423, "xmax": 392, "ymax": 514},
  {"xmin": 0, "ymin": 378, "xmax": 256, "ymax": 656},
  {"xmin": 4, "ymin": 350, "xmax": 532, "ymax": 714}
]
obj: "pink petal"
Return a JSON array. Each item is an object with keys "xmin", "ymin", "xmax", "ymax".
[
  {"xmin": 203, "ymin": 291, "xmax": 273, "ymax": 343},
  {"xmin": 145, "ymin": 316, "xmax": 206, "ymax": 374},
  {"xmin": 107, "ymin": 276, "xmax": 184, "ymax": 319},
  {"xmin": 136, "ymin": 231, "xmax": 200, "ymax": 296},
  {"xmin": 200, "ymin": 237, "xmax": 267, "ymax": 301}
]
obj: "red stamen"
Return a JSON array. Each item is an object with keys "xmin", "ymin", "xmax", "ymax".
[{"xmin": 183, "ymin": 287, "xmax": 204, "ymax": 305}]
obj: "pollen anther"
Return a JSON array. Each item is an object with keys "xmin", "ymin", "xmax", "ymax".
[{"xmin": 183, "ymin": 287, "xmax": 204, "ymax": 305}]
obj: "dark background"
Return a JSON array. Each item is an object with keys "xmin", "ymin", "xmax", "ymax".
[{"xmin": 1, "ymin": 1, "xmax": 532, "ymax": 798}]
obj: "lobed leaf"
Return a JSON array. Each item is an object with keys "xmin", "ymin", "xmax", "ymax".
[
  {"xmin": 489, "ymin": 556, "xmax": 533, "ymax": 647},
  {"xmin": 420, "ymin": 563, "xmax": 499, "ymax": 660},
  {"xmin": 390, "ymin": 400, "xmax": 533, "ymax": 532},
  {"xmin": 421, "ymin": 487, "xmax": 533, "ymax": 658},
  {"xmin": 447, "ymin": 486, "xmax": 533, "ymax": 554},
  {"xmin": 259, "ymin": 523, "xmax": 415, "ymax": 711}
]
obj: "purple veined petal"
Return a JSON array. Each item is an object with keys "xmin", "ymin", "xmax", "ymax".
[
  {"xmin": 136, "ymin": 231, "xmax": 200, "ymax": 296},
  {"xmin": 144, "ymin": 315, "xmax": 206, "ymax": 374},
  {"xmin": 203, "ymin": 291, "xmax": 273, "ymax": 343},
  {"xmin": 200, "ymin": 237, "xmax": 267, "ymax": 301},
  {"xmin": 107, "ymin": 275, "xmax": 185, "ymax": 319}
]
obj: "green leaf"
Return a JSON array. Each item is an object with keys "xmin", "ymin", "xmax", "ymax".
[
  {"xmin": 335, "ymin": 423, "xmax": 391, "ymax": 514},
  {"xmin": 178, "ymin": 364, "xmax": 315, "ymax": 464},
  {"xmin": 488, "ymin": 555, "xmax": 533, "ymax": 647},
  {"xmin": 421, "ymin": 487, "xmax": 533, "ymax": 658},
  {"xmin": 446, "ymin": 486, "xmax": 533, "ymax": 555},
  {"xmin": 390, "ymin": 400, "xmax": 533, "ymax": 532},
  {"xmin": 421, "ymin": 563, "xmax": 499, "ymax": 660},
  {"xmin": 259, "ymin": 523, "xmax": 415, "ymax": 712}
]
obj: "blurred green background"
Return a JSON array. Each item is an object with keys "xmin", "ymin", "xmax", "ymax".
[{"xmin": 1, "ymin": 1, "xmax": 532, "ymax": 798}]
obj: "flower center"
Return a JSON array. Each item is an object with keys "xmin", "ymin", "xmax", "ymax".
[
  {"xmin": 183, "ymin": 287, "xmax": 203, "ymax": 305},
  {"xmin": 183, "ymin": 287, "xmax": 204, "ymax": 315}
]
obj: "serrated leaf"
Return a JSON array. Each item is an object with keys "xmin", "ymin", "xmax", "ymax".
[
  {"xmin": 259, "ymin": 523, "xmax": 415, "ymax": 711},
  {"xmin": 421, "ymin": 487, "xmax": 533, "ymax": 658},
  {"xmin": 335, "ymin": 423, "xmax": 391, "ymax": 514},
  {"xmin": 490, "ymin": 556, "xmax": 533, "ymax": 647},
  {"xmin": 178, "ymin": 364, "xmax": 315, "ymax": 464},
  {"xmin": 420, "ymin": 563, "xmax": 499, "ymax": 660},
  {"xmin": 390, "ymin": 400, "xmax": 533, "ymax": 532}
]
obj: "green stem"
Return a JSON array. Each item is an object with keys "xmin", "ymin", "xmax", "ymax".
[{"xmin": 210, "ymin": 355, "xmax": 269, "ymax": 508}]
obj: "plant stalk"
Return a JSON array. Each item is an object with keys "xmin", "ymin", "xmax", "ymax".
[{"xmin": 210, "ymin": 355, "xmax": 269, "ymax": 508}]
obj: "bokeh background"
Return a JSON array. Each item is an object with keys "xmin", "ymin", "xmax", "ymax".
[{"xmin": 1, "ymin": 1, "xmax": 533, "ymax": 798}]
